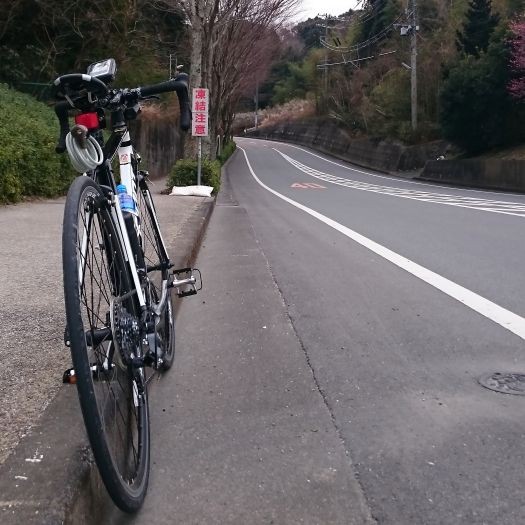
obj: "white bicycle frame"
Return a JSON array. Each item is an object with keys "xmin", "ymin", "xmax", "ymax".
[
  {"xmin": 111, "ymin": 130, "xmax": 147, "ymax": 308},
  {"xmin": 78, "ymin": 130, "xmax": 195, "ymax": 316}
]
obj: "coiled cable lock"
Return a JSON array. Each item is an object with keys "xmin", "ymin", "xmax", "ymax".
[{"xmin": 66, "ymin": 124, "xmax": 104, "ymax": 173}]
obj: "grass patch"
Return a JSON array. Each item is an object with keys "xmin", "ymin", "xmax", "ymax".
[{"xmin": 217, "ymin": 139, "xmax": 236, "ymax": 164}]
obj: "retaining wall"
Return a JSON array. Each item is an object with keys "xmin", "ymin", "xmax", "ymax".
[
  {"xmin": 250, "ymin": 120, "xmax": 525, "ymax": 192},
  {"xmin": 420, "ymin": 159, "xmax": 525, "ymax": 192},
  {"xmin": 249, "ymin": 119, "xmax": 449, "ymax": 172},
  {"xmin": 130, "ymin": 114, "xmax": 183, "ymax": 179}
]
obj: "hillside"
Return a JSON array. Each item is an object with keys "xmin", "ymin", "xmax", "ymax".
[{"xmin": 248, "ymin": 0, "xmax": 525, "ymax": 157}]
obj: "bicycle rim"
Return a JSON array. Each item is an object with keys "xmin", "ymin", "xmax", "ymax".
[{"xmin": 63, "ymin": 176, "xmax": 149, "ymax": 512}]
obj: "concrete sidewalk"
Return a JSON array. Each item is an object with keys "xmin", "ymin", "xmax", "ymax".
[
  {"xmin": 0, "ymin": 181, "xmax": 214, "ymax": 524},
  {"xmin": 95, "ymin": 161, "xmax": 373, "ymax": 525}
]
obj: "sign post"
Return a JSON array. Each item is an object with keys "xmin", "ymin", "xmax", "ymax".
[{"xmin": 191, "ymin": 88, "xmax": 209, "ymax": 186}]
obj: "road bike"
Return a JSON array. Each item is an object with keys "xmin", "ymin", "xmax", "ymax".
[{"xmin": 53, "ymin": 58, "xmax": 201, "ymax": 512}]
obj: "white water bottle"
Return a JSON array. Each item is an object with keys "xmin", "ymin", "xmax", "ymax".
[{"xmin": 116, "ymin": 184, "xmax": 136, "ymax": 213}]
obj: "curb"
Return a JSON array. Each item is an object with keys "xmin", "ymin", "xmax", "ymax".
[
  {"xmin": 0, "ymin": 197, "xmax": 215, "ymax": 525},
  {"xmin": 415, "ymin": 174, "xmax": 525, "ymax": 194},
  {"xmin": 170, "ymin": 197, "xmax": 215, "ymax": 320}
]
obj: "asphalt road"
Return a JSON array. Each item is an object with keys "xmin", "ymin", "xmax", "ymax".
[
  {"xmin": 103, "ymin": 138, "xmax": 525, "ymax": 524},
  {"xmin": 228, "ymin": 138, "xmax": 525, "ymax": 524},
  {"xmin": 102, "ymin": 157, "xmax": 374, "ymax": 524}
]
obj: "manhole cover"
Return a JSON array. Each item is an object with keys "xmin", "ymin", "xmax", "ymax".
[{"xmin": 478, "ymin": 372, "xmax": 525, "ymax": 395}]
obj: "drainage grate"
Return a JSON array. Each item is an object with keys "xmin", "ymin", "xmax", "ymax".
[{"xmin": 478, "ymin": 372, "xmax": 525, "ymax": 396}]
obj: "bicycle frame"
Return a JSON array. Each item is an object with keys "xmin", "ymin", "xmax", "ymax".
[
  {"xmin": 77, "ymin": 108, "xmax": 196, "ymax": 327},
  {"xmin": 57, "ymin": 63, "xmax": 197, "ymax": 511},
  {"xmin": 78, "ymin": 126, "xmax": 161, "ymax": 313},
  {"xmin": 112, "ymin": 130, "xmax": 147, "ymax": 309}
]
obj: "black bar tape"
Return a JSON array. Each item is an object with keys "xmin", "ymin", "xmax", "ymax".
[
  {"xmin": 55, "ymin": 102, "xmax": 70, "ymax": 153},
  {"xmin": 139, "ymin": 79, "xmax": 183, "ymax": 97},
  {"xmin": 139, "ymin": 73, "xmax": 191, "ymax": 131}
]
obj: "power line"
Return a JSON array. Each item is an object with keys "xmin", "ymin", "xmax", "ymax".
[
  {"xmin": 316, "ymin": 50, "xmax": 397, "ymax": 69},
  {"xmin": 317, "ymin": 6, "xmax": 404, "ymax": 69}
]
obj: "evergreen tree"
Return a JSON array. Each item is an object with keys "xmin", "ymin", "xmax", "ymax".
[
  {"xmin": 456, "ymin": 0, "xmax": 500, "ymax": 57},
  {"xmin": 0, "ymin": 0, "xmax": 187, "ymax": 86},
  {"xmin": 296, "ymin": 17, "xmax": 324, "ymax": 50},
  {"xmin": 359, "ymin": 0, "xmax": 400, "ymax": 46},
  {"xmin": 506, "ymin": 0, "xmax": 525, "ymax": 17},
  {"xmin": 508, "ymin": 19, "xmax": 525, "ymax": 101},
  {"xmin": 440, "ymin": 29, "xmax": 524, "ymax": 153}
]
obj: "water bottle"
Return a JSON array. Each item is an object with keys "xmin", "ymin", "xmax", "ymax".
[{"xmin": 116, "ymin": 184, "xmax": 136, "ymax": 213}]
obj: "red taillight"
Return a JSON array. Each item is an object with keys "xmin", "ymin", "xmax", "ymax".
[{"xmin": 75, "ymin": 112, "xmax": 99, "ymax": 130}]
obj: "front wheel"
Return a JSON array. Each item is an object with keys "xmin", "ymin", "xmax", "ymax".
[{"xmin": 62, "ymin": 176, "xmax": 150, "ymax": 512}]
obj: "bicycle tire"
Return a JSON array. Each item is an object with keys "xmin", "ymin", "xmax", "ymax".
[
  {"xmin": 137, "ymin": 180, "xmax": 175, "ymax": 370},
  {"xmin": 63, "ymin": 176, "xmax": 150, "ymax": 512}
]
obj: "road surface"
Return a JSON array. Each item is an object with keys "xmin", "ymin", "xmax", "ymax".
[{"xmin": 106, "ymin": 138, "xmax": 525, "ymax": 524}]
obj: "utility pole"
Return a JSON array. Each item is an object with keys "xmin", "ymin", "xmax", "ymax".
[
  {"xmin": 315, "ymin": 13, "xmax": 331, "ymax": 110},
  {"xmin": 410, "ymin": 0, "xmax": 418, "ymax": 131},
  {"xmin": 324, "ymin": 14, "xmax": 329, "ymax": 94},
  {"xmin": 398, "ymin": 1, "xmax": 418, "ymax": 130},
  {"xmin": 254, "ymin": 79, "xmax": 259, "ymax": 130}
]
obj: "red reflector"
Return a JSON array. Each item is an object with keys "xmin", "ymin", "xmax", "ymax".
[{"xmin": 75, "ymin": 112, "xmax": 99, "ymax": 130}]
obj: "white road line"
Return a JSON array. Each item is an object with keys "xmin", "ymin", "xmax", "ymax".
[
  {"xmin": 274, "ymin": 149, "xmax": 525, "ymax": 217},
  {"xmin": 239, "ymin": 137, "xmax": 525, "ymax": 198},
  {"xmin": 238, "ymin": 146, "xmax": 525, "ymax": 341}
]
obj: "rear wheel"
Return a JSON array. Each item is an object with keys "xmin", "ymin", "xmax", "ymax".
[
  {"xmin": 63, "ymin": 176, "xmax": 150, "ymax": 512},
  {"xmin": 137, "ymin": 180, "xmax": 175, "ymax": 370}
]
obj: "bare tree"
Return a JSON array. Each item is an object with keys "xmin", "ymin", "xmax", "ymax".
[
  {"xmin": 212, "ymin": 18, "xmax": 280, "ymax": 141},
  {"xmin": 163, "ymin": 0, "xmax": 299, "ymax": 157}
]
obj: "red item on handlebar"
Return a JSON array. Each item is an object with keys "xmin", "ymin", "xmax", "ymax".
[{"xmin": 75, "ymin": 112, "xmax": 99, "ymax": 130}]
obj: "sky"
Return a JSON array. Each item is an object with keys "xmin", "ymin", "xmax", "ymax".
[{"xmin": 295, "ymin": 0, "xmax": 361, "ymax": 21}]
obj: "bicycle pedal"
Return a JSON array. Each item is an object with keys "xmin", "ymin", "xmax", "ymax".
[
  {"xmin": 64, "ymin": 326, "xmax": 70, "ymax": 348},
  {"xmin": 170, "ymin": 267, "xmax": 202, "ymax": 298},
  {"xmin": 173, "ymin": 268, "xmax": 193, "ymax": 276},
  {"xmin": 63, "ymin": 367, "xmax": 77, "ymax": 384},
  {"xmin": 178, "ymin": 289, "xmax": 197, "ymax": 297}
]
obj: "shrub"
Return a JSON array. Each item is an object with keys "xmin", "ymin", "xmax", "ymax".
[
  {"xmin": 167, "ymin": 158, "xmax": 221, "ymax": 194},
  {"xmin": 0, "ymin": 84, "xmax": 73, "ymax": 204},
  {"xmin": 166, "ymin": 140, "xmax": 237, "ymax": 195}
]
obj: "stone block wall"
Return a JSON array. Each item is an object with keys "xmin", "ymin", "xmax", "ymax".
[
  {"xmin": 420, "ymin": 160, "xmax": 525, "ymax": 192},
  {"xmin": 130, "ymin": 113, "xmax": 183, "ymax": 179},
  {"xmin": 248, "ymin": 119, "xmax": 525, "ymax": 192},
  {"xmin": 249, "ymin": 120, "xmax": 449, "ymax": 173}
]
